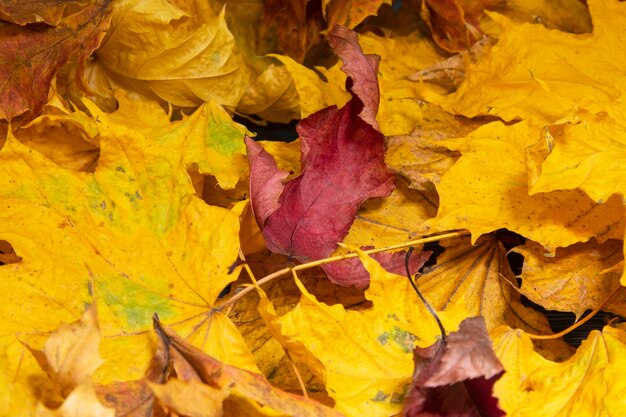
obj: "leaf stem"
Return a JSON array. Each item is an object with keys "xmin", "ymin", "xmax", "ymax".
[
  {"xmin": 216, "ymin": 230, "xmax": 469, "ymax": 311},
  {"xmin": 405, "ymin": 247, "xmax": 446, "ymax": 342}
]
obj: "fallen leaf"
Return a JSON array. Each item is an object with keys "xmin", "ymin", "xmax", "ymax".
[
  {"xmin": 323, "ymin": 0, "xmax": 391, "ymax": 30},
  {"xmin": 246, "ymin": 95, "xmax": 394, "ymax": 286},
  {"xmin": 420, "ymin": 0, "xmax": 493, "ymax": 52},
  {"xmin": 402, "ymin": 317, "xmax": 505, "ymax": 417},
  {"xmin": 0, "ymin": 1, "xmax": 111, "ymax": 121},
  {"xmin": 417, "ymin": 235, "xmax": 557, "ymax": 336},
  {"xmin": 271, "ymin": 53, "xmax": 350, "ymax": 118},
  {"xmin": 491, "ymin": 325, "xmax": 626, "ymax": 416},
  {"xmin": 36, "ymin": 382, "xmax": 115, "ymax": 417},
  {"xmin": 149, "ymin": 379, "xmax": 227, "ymax": 417},
  {"xmin": 0, "ymin": 0, "xmax": 89, "ymax": 26},
  {"xmin": 95, "ymin": 2, "xmax": 248, "ymax": 109},
  {"xmin": 0, "ymin": 118, "xmax": 256, "ymax": 391},
  {"xmin": 152, "ymin": 316, "xmax": 345, "ymax": 417},
  {"xmin": 385, "ymin": 103, "xmax": 481, "ymax": 192},
  {"xmin": 504, "ymin": 0, "xmax": 592, "ymax": 34},
  {"xmin": 423, "ymin": 120, "xmax": 624, "ymax": 251},
  {"xmin": 327, "ymin": 25, "xmax": 381, "ymax": 130},
  {"xmin": 261, "ymin": 0, "xmax": 324, "ymax": 62},
  {"xmin": 512, "ymin": 239, "xmax": 626, "ymax": 318},
  {"xmin": 26, "ymin": 306, "xmax": 102, "ymax": 398},
  {"xmin": 257, "ymin": 248, "xmax": 469, "ymax": 417},
  {"xmin": 423, "ymin": 0, "xmax": 626, "ymax": 124}
]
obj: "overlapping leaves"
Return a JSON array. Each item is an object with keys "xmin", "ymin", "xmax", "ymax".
[{"xmin": 2, "ymin": 1, "xmax": 626, "ymax": 417}]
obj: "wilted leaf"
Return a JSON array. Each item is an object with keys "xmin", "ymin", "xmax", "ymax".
[
  {"xmin": 423, "ymin": 120, "xmax": 624, "ymax": 250},
  {"xmin": 95, "ymin": 1, "xmax": 247, "ymax": 109},
  {"xmin": 513, "ymin": 239, "xmax": 626, "ymax": 318},
  {"xmin": 492, "ymin": 325, "xmax": 626, "ymax": 416},
  {"xmin": 402, "ymin": 317, "xmax": 504, "ymax": 417},
  {"xmin": 258, "ymin": 249, "xmax": 469, "ymax": 417},
  {"xmin": 0, "ymin": 1, "xmax": 111, "ymax": 121}
]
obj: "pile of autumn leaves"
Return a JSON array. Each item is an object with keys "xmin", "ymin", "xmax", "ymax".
[{"xmin": 2, "ymin": 0, "xmax": 626, "ymax": 416}]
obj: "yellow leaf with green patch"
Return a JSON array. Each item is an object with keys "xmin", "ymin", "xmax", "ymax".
[
  {"xmin": 0, "ymin": 117, "xmax": 256, "ymax": 395},
  {"xmin": 258, "ymin": 249, "xmax": 467, "ymax": 417}
]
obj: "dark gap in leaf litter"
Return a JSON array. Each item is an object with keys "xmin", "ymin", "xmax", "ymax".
[
  {"xmin": 0, "ymin": 240, "xmax": 21, "ymax": 265},
  {"xmin": 233, "ymin": 115, "xmax": 299, "ymax": 142}
]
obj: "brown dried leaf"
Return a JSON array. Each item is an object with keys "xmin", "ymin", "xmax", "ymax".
[{"xmin": 0, "ymin": 1, "xmax": 111, "ymax": 121}]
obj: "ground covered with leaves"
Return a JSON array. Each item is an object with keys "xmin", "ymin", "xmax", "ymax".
[{"xmin": 1, "ymin": 0, "xmax": 625, "ymax": 416}]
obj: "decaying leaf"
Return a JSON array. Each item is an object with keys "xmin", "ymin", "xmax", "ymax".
[
  {"xmin": 0, "ymin": 1, "xmax": 111, "ymax": 121},
  {"xmin": 402, "ymin": 317, "xmax": 505, "ymax": 417}
]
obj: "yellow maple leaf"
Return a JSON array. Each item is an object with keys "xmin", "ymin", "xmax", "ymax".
[
  {"xmin": 0, "ymin": 112, "xmax": 256, "ymax": 398},
  {"xmin": 258, "ymin": 249, "xmax": 468, "ymax": 417},
  {"xmin": 423, "ymin": 0, "xmax": 626, "ymax": 124},
  {"xmin": 492, "ymin": 325, "xmax": 626, "ymax": 416},
  {"xmin": 423, "ymin": 120, "xmax": 624, "ymax": 251}
]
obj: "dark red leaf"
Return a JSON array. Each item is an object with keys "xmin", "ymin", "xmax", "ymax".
[
  {"xmin": 402, "ymin": 317, "xmax": 505, "ymax": 417},
  {"xmin": 322, "ymin": 249, "xmax": 432, "ymax": 289},
  {"xmin": 327, "ymin": 25, "xmax": 380, "ymax": 130}
]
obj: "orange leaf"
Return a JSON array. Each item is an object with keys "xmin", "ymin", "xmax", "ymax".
[{"xmin": 0, "ymin": 1, "xmax": 111, "ymax": 122}]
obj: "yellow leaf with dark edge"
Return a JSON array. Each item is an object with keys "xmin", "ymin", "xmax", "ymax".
[
  {"xmin": 513, "ymin": 239, "xmax": 626, "ymax": 318},
  {"xmin": 258, "ymin": 248, "xmax": 468, "ymax": 417},
  {"xmin": 152, "ymin": 317, "xmax": 345, "ymax": 417},
  {"xmin": 0, "ymin": 116, "xmax": 257, "ymax": 396},
  {"xmin": 0, "ymin": 1, "xmax": 111, "ymax": 121},
  {"xmin": 422, "ymin": 0, "xmax": 626, "ymax": 124},
  {"xmin": 491, "ymin": 325, "xmax": 626, "ymax": 417},
  {"xmin": 422, "ymin": 120, "xmax": 624, "ymax": 251}
]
